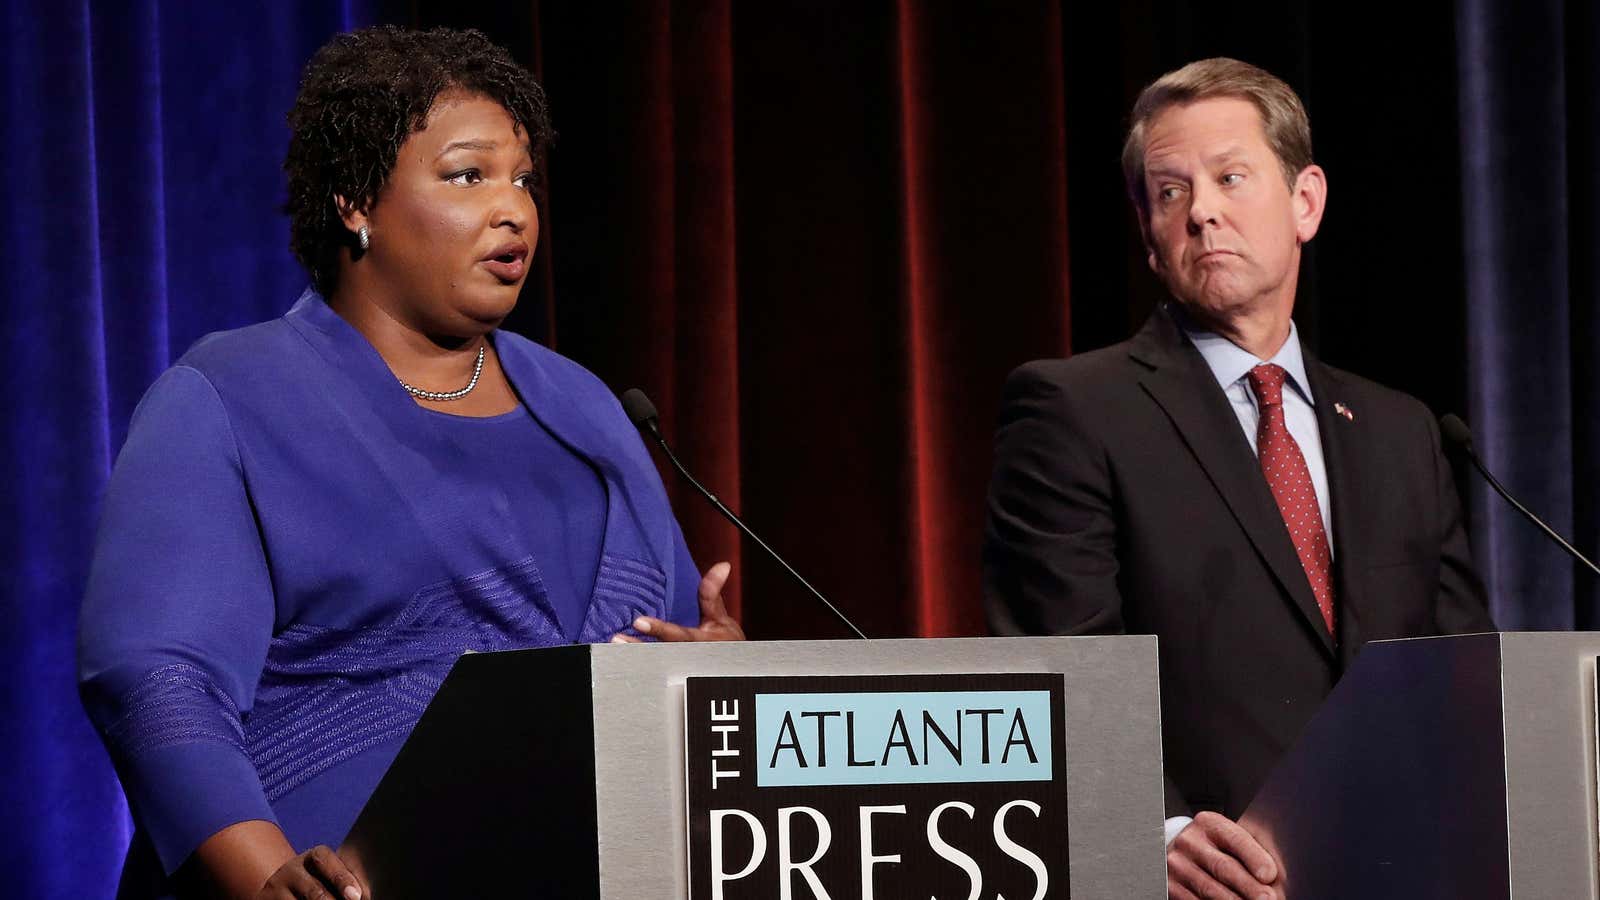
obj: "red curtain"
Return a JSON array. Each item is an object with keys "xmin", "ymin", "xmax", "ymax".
[{"xmin": 422, "ymin": 2, "xmax": 1076, "ymax": 639}]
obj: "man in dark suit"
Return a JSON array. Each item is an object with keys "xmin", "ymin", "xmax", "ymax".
[{"xmin": 983, "ymin": 58, "xmax": 1495, "ymax": 900}]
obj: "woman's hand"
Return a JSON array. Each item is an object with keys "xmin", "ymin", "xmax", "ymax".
[
  {"xmin": 613, "ymin": 561, "xmax": 745, "ymax": 642},
  {"xmin": 184, "ymin": 820, "xmax": 366, "ymax": 900},
  {"xmin": 254, "ymin": 845, "xmax": 365, "ymax": 900}
]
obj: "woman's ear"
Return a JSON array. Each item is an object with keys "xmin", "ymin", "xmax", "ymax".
[{"xmin": 334, "ymin": 194, "xmax": 368, "ymax": 237}]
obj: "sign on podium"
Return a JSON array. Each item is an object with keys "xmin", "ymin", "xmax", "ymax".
[{"xmin": 341, "ymin": 636, "xmax": 1167, "ymax": 898}]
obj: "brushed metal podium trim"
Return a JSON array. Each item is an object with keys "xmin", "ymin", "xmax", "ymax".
[
  {"xmin": 584, "ymin": 635, "xmax": 1166, "ymax": 899},
  {"xmin": 1500, "ymin": 632, "xmax": 1600, "ymax": 899}
]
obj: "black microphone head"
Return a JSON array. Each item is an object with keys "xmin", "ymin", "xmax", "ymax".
[
  {"xmin": 1439, "ymin": 413, "xmax": 1474, "ymax": 451},
  {"xmin": 620, "ymin": 388, "xmax": 659, "ymax": 428}
]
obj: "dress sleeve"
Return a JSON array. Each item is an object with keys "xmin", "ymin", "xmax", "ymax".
[
  {"xmin": 667, "ymin": 523, "xmax": 702, "ymax": 627},
  {"xmin": 78, "ymin": 365, "xmax": 278, "ymax": 875}
]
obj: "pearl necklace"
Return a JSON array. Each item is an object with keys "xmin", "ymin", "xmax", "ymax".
[{"xmin": 398, "ymin": 344, "xmax": 485, "ymax": 402}]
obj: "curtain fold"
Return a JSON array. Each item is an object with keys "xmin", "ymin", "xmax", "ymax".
[
  {"xmin": 1572, "ymin": 0, "xmax": 1600, "ymax": 629},
  {"xmin": 1457, "ymin": 0, "xmax": 1599, "ymax": 628},
  {"xmin": 2, "ymin": 2, "xmax": 375, "ymax": 893},
  {"xmin": 889, "ymin": 0, "xmax": 1073, "ymax": 636},
  {"xmin": 517, "ymin": 0, "xmax": 1076, "ymax": 639},
  {"xmin": 3, "ymin": 3, "xmax": 125, "ymax": 893}
]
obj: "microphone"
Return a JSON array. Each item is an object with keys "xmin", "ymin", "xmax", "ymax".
[
  {"xmin": 1439, "ymin": 413, "xmax": 1600, "ymax": 577},
  {"xmin": 621, "ymin": 388, "xmax": 869, "ymax": 639}
]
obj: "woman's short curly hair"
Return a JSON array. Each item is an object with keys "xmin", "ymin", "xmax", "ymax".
[{"xmin": 284, "ymin": 26, "xmax": 553, "ymax": 295}]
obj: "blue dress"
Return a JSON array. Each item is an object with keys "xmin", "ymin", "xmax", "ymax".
[{"xmin": 78, "ymin": 289, "xmax": 701, "ymax": 896}]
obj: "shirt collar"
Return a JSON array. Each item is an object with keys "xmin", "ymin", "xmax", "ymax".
[{"xmin": 1177, "ymin": 308, "xmax": 1315, "ymax": 405}]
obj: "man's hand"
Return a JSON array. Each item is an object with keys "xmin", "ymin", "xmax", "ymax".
[
  {"xmin": 612, "ymin": 561, "xmax": 745, "ymax": 642},
  {"xmin": 1167, "ymin": 811, "xmax": 1283, "ymax": 900}
]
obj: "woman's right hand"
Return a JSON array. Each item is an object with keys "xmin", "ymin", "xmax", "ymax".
[
  {"xmin": 186, "ymin": 820, "xmax": 365, "ymax": 900},
  {"xmin": 254, "ymin": 845, "xmax": 365, "ymax": 900},
  {"xmin": 615, "ymin": 561, "xmax": 746, "ymax": 643}
]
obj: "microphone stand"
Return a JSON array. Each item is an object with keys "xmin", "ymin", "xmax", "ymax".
[
  {"xmin": 1442, "ymin": 414, "xmax": 1600, "ymax": 577},
  {"xmin": 632, "ymin": 402, "xmax": 869, "ymax": 640},
  {"xmin": 1459, "ymin": 446, "xmax": 1600, "ymax": 578}
]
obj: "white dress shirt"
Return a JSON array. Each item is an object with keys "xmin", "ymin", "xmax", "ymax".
[{"xmin": 1184, "ymin": 320, "xmax": 1332, "ymax": 546}]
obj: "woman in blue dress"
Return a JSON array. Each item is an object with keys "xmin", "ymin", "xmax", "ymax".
[{"xmin": 78, "ymin": 26, "xmax": 743, "ymax": 900}]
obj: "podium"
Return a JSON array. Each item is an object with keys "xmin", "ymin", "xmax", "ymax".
[
  {"xmin": 1240, "ymin": 632, "xmax": 1600, "ymax": 899},
  {"xmin": 340, "ymin": 636, "xmax": 1166, "ymax": 899}
]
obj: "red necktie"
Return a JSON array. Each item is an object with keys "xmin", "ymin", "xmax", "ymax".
[{"xmin": 1246, "ymin": 364, "xmax": 1336, "ymax": 636}]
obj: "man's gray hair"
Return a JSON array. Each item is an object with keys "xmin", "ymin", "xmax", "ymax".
[{"xmin": 1121, "ymin": 57, "xmax": 1315, "ymax": 235}]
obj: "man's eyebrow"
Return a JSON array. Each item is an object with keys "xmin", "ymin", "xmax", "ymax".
[{"xmin": 435, "ymin": 139, "xmax": 498, "ymax": 158}]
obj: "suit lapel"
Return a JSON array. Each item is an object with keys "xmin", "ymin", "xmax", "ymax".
[
  {"xmin": 1131, "ymin": 310, "xmax": 1337, "ymax": 660},
  {"xmin": 1303, "ymin": 358, "xmax": 1370, "ymax": 668}
]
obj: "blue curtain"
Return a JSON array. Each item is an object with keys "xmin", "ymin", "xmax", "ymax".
[
  {"xmin": 1457, "ymin": 0, "xmax": 1600, "ymax": 629},
  {"xmin": 0, "ymin": 2, "xmax": 376, "ymax": 895}
]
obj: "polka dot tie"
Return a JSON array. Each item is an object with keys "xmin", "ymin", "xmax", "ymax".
[{"xmin": 1246, "ymin": 363, "xmax": 1336, "ymax": 637}]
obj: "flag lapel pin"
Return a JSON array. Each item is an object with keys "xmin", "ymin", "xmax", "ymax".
[{"xmin": 1334, "ymin": 402, "xmax": 1354, "ymax": 421}]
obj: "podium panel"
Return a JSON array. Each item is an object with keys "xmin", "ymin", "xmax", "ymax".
[
  {"xmin": 341, "ymin": 636, "xmax": 1166, "ymax": 899},
  {"xmin": 1240, "ymin": 632, "xmax": 1600, "ymax": 900}
]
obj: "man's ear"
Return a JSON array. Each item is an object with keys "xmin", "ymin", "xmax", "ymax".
[
  {"xmin": 1292, "ymin": 164, "xmax": 1327, "ymax": 245},
  {"xmin": 334, "ymin": 194, "xmax": 369, "ymax": 237},
  {"xmin": 1137, "ymin": 213, "xmax": 1161, "ymax": 273}
]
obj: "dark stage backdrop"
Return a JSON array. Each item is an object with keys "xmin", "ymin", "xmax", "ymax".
[
  {"xmin": 424, "ymin": 0, "xmax": 1598, "ymax": 636},
  {"xmin": 5, "ymin": 0, "xmax": 1596, "ymax": 895}
]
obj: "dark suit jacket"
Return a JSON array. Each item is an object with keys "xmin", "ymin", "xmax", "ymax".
[{"xmin": 983, "ymin": 306, "xmax": 1495, "ymax": 820}]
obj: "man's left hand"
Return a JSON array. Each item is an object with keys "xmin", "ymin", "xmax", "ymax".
[
  {"xmin": 1167, "ymin": 811, "xmax": 1283, "ymax": 900},
  {"xmin": 612, "ymin": 561, "xmax": 745, "ymax": 642}
]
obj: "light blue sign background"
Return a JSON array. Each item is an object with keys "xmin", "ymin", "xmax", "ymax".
[{"xmin": 754, "ymin": 690, "xmax": 1053, "ymax": 787}]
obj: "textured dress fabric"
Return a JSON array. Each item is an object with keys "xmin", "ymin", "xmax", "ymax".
[{"xmin": 78, "ymin": 289, "xmax": 701, "ymax": 898}]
